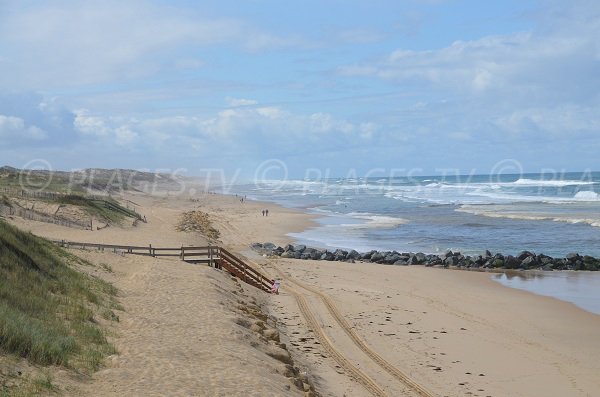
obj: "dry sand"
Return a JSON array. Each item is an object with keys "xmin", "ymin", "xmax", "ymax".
[{"xmin": 5, "ymin": 191, "xmax": 600, "ymax": 396}]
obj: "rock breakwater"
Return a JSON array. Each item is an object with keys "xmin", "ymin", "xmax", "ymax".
[{"xmin": 251, "ymin": 243, "xmax": 599, "ymax": 271}]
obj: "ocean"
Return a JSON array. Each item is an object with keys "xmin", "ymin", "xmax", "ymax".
[
  {"xmin": 226, "ymin": 172, "xmax": 600, "ymax": 314},
  {"xmin": 228, "ymin": 172, "xmax": 600, "ymax": 257}
]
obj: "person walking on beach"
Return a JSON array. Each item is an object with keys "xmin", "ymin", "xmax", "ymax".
[
  {"xmin": 265, "ymin": 209, "xmax": 269, "ymax": 216},
  {"xmin": 261, "ymin": 209, "xmax": 265, "ymax": 216}
]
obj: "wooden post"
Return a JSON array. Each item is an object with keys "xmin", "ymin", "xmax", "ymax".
[
  {"xmin": 209, "ymin": 246, "xmax": 214, "ymax": 267},
  {"xmin": 149, "ymin": 244, "xmax": 153, "ymax": 257}
]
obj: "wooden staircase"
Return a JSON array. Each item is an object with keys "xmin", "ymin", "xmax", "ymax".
[{"xmin": 216, "ymin": 247, "xmax": 274, "ymax": 293}]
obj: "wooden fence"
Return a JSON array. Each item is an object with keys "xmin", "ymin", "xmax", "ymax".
[
  {"xmin": 0, "ymin": 204, "xmax": 92, "ymax": 229},
  {"xmin": 51, "ymin": 239, "xmax": 273, "ymax": 292}
]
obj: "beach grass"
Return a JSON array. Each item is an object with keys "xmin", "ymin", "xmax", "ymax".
[
  {"xmin": 0, "ymin": 219, "xmax": 120, "ymax": 394},
  {"xmin": 54, "ymin": 195, "xmax": 141, "ymax": 224}
]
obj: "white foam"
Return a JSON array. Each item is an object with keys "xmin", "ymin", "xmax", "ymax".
[
  {"xmin": 512, "ymin": 178, "xmax": 596, "ymax": 187},
  {"xmin": 574, "ymin": 191, "xmax": 599, "ymax": 201}
]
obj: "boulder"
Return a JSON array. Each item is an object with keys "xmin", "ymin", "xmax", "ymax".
[
  {"xmin": 360, "ymin": 250, "xmax": 376, "ymax": 260},
  {"xmin": 284, "ymin": 244, "xmax": 294, "ymax": 252},
  {"xmin": 566, "ymin": 252, "xmax": 580, "ymax": 261},
  {"xmin": 293, "ymin": 244, "xmax": 306, "ymax": 253},
  {"xmin": 517, "ymin": 251, "xmax": 535, "ymax": 261},
  {"xmin": 263, "ymin": 242, "xmax": 277, "ymax": 251},
  {"xmin": 347, "ymin": 250, "xmax": 360, "ymax": 260},
  {"xmin": 504, "ymin": 255, "xmax": 519, "ymax": 269},
  {"xmin": 370, "ymin": 252, "xmax": 385, "ymax": 263},
  {"xmin": 321, "ymin": 251, "xmax": 335, "ymax": 261},
  {"xmin": 333, "ymin": 249, "xmax": 348, "ymax": 261},
  {"xmin": 443, "ymin": 256, "xmax": 457, "ymax": 266},
  {"xmin": 281, "ymin": 251, "xmax": 295, "ymax": 259},
  {"xmin": 520, "ymin": 256, "xmax": 537, "ymax": 269}
]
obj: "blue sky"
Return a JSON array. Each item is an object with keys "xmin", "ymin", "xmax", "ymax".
[{"xmin": 0, "ymin": 0, "xmax": 598, "ymax": 178}]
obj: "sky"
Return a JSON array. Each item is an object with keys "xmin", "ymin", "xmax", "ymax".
[{"xmin": 0, "ymin": 0, "xmax": 599, "ymax": 179}]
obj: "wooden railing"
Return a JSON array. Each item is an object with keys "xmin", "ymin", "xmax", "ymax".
[{"xmin": 51, "ymin": 239, "xmax": 272, "ymax": 292}]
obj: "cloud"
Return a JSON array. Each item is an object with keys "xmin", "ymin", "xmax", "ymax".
[
  {"xmin": 0, "ymin": 115, "xmax": 46, "ymax": 142},
  {"xmin": 226, "ymin": 97, "xmax": 259, "ymax": 107},
  {"xmin": 0, "ymin": 1, "xmax": 305, "ymax": 89}
]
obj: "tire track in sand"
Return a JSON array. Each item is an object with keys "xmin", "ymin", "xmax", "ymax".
[
  {"xmin": 268, "ymin": 264, "xmax": 435, "ymax": 397},
  {"xmin": 282, "ymin": 279, "xmax": 388, "ymax": 397}
]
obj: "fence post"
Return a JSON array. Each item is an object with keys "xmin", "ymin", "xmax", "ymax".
[{"xmin": 149, "ymin": 244, "xmax": 153, "ymax": 257}]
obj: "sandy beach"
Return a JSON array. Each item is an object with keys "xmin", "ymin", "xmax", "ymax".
[{"xmin": 6, "ymin": 191, "xmax": 600, "ymax": 396}]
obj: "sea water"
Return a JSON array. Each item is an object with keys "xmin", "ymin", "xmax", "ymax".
[{"xmin": 227, "ymin": 172, "xmax": 600, "ymax": 314}]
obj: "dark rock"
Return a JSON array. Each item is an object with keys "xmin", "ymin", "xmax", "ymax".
[
  {"xmin": 585, "ymin": 262, "xmax": 599, "ymax": 271},
  {"xmin": 284, "ymin": 244, "xmax": 294, "ymax": 252},
  {"xmin": 493, "ymin": 259, "xmax": 504, "ymax": 268},
  {"xmin": 370, "ymin": 252, "xmax": 385, "ymax": 263},
  {"xmin": 293, "ymin": 251, "xmax": 302, "ymax": 259},
  {"xmin": 444, "ymin": 256, "xmax": 457, "ymax": 266},
  {"xmin": 384, "ymin": 253, "xmax": 402, "ymax": 264},
  {"xmin": 443, "ymin": 250, "xmax": 453, "ymax": 259},
  {"xmin": 263, "ymin": 242, "xmax": 277, "ymax": 250},
  {"xmin": 360, "ymin": 250, "xmax": 375, "ymax": 260},
  {"xmin": 394, "ymin": 260, "xmax": 408, "ymax": 266},
  {"xmin": 333, "ymin": 249, "xmax": 348, "ymax": 261},
  {"xmin": 293, "ymin": 244, "xmax": 306, "ymax": 253},
  {"xmin": 273, "ymin": 246, "xmax": 284, "ymax": 255},
  {"xmin": 566, "ymin": 252, "xmax": 580, "ymax": 261},
  {"xmin": 415, "ymin": 252, "xmax": 426, "ymax": 262},
  {"xmin": 310, "ymin": 250, "xmax": 324, "ymax": 260},
  {"xmin": 321, "ymin": 251, "xmax": 335, "ymax": 261},
  {"xmin": 485, "ymin": 250, "xmax": 492, "ymax": 258},
  {"xmin": 504, "ymin": 255, "xmax": 519, "ymax": 269},
  {"xmin": 347, "ymin": 250, "xmax": 360, "ymax": 260},
  {"xmin": 520, "ymin": 256, "xmax": 537, "ymax": 269},
  {"xmin": 517, "ymin": 251, "xmax": 535, "ymax": 261},
  {"xmin": 300, "ymin": 252, "xmax": 312, "ymax": 260},
  {"xmin": 281, "ymin": 251, "xmax": 295, "ymax": 259}
]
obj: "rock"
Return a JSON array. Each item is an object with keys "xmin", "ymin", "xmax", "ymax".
[
  {"xmin": 251, "ymin": 243, "xmax": 263, "ymax": 250},
  {"xmin": 443, "ymin": 250, "xmax": 453, "ymax": 259},
  {"xmin": 310, "ymin": 250, "xmax": 323, "ymax": 260},
  {"xmin": 443, "ymin": 256, "xmax": 457, "ymax": 266},
  {"xmin": 333, "ymin": 249, "xmax": 348, "ymax": 261},
  {"xmin": 520, "ymin": 256, "xmax": 537, "ymax": 269},
  {"xmin": 293, "ymin": 244, "xmax": 306, "ymax": 253},
  {"xmin": 585, "ymin": 262, "xmax": 599, "ymax": 271},
  {"xmin": 300, "ymin": 252, "xmax": 312, "ymax": 260},
  {"xmin": 566, "ymin": 252, "xmax": 580, "ymax": 261},
  {"xmin": 263, "ymin": 242, "xmax": 277, "ymax": 250},
  {"xmin": 347, "ymin": 249, "xmax": 360, "ymax": 260},
  {"xmin": 504, "ymin": 255, "xmax": 519, "ymax": 269},
  {"xmin": 485, "ymin": 249, "xmax": 492, "ymax": 258},
  {"xmin": 370, "ymin": 252, "xmax": 384, "ymax": 263},
  {"xmin": 394, "ymin": 260, "xmax": 408, "ymax": 266},
  {"xmin": 321, "ymin": 251, "xmax": 335, "ymax": 261},
  {"xmin": 493, "ymin": 259, "xmax": 504, "ymax": 268},
  {"xmin": 517, "ymin": 251, "xmax": 535, "ymax": 261},
  {"xmin": 284, "ymin": 244, "xmax": 294, "ymax": 252},
  {"xmin": 415, "ymin": 252, "xmax": 426, "ymax": 262},
  {"xmin": 384, "ymin": 253, "xmax": 402, "ymax": 264},
  {"xmin": 360, "ymin": 250, "xmax": 376, "ymax": 260},
  {"xmin": 273, "ymin": 246, "xmax": 284, "ymax": 255},
  {"xmin": 281, "ymin": 251, "xmax": 295, "ymax": 259}
]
